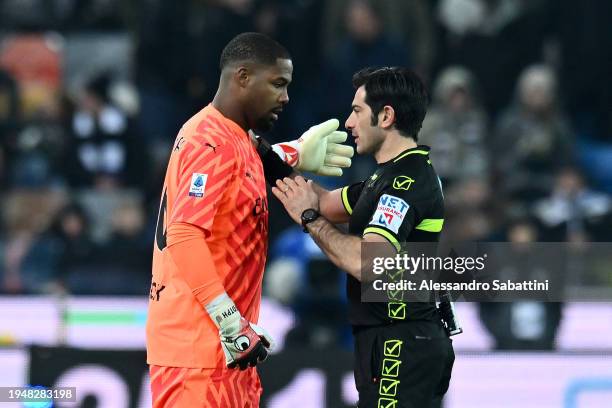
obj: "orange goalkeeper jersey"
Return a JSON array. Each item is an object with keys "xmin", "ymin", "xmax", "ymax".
[{"xmin": 146, "ymin": 104, "xmax": 269, "ymax": 368}]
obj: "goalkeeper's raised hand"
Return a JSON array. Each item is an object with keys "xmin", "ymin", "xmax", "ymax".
[
  {"xmin": 272, "ymin": 119, "xmax": 354, "ymax": 177},
  {"xmin": 206, "ymin": 293, "xmax": 274, "ymax": 370}
]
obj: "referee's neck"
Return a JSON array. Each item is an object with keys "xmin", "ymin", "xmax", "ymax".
[{"xmin": 375, "ymin": 132, "xmax": 417, "ymax": 163}]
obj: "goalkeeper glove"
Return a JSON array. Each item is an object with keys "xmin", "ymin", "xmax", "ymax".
[
  {"xmin": 205, "ymin": 293, "xmax": 274, "ymax": 370},
  {"xmin": 272, "ymin": 119, "xmax": 354, "ymax": 177}
]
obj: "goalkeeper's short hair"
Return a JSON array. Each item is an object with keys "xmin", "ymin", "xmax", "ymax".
[{"xmin": 220, "ymin": 32, "xmax": 291, "ymax": 70}]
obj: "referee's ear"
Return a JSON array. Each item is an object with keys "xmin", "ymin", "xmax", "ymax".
[{"xmin": 379, "ymin": 105, "xmax": 396, "ymax": 130}]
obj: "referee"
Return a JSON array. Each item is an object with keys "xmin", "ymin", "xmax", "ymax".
[{"xmin": 272, "ymin": 67, "xmax": 455, "ymax": 408}]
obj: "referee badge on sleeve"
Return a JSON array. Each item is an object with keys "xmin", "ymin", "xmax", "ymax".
[
  {"xmin": 189, "ymin": 173, "xmax": 208, "ymax": 197},
  {"xmin": 370, "ymin": 194, "xmax": 409, "ymax": 233}
]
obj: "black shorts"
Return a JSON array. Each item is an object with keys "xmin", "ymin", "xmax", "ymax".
[{"xmin": 353, "ymin": 320, "xmax": 455, "ymax": 408}]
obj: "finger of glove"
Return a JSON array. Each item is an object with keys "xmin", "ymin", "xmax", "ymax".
[
  {"xmin": 251, "ymin": 323, "xmax": 275, "ymax": 351},
  {"xmin": 238, "ymin": 358, "xmax": 250, "ymax": 370},
  {"xmin": 316, "ymin": 166, "xmax": 343, "ymax": 177},
  {"xmin": 326, "ymin": 130, "xmax": 348, "ymax": 143},
  {"xmin": 310, "ymin": 119, "xmax": 339, "ymax": 135},
  {"xmin": 327, "ymin": 143, "xmax": 354, "ymax": 158},
  {"xmin": 325, "ymin": 154, "xmax": 352, "ymax": 168},
  {"xmin": 252, "ymin": 342, "xmax": 269, "ymax": 363},
  {"xmin": 257, "ymin": 344, "xmax": 270, "ymax": 363},
  {"xmin": 235, "ymin": 342, "xmax": 267, "ymax": 370}
]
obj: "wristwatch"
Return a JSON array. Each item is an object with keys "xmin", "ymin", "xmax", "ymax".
[{"xmin": 301, "ymin": 208, "xmax": 320, "ymax": 232}]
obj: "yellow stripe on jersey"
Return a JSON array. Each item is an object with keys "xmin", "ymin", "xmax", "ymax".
[
  {"xmin": 341, "ymin": 186, "xmax": 353, "ymax": 215},
  {"xmin": 415, "ymin": 218, "xmax": 444, "ymax": 232},
  {"xmin": 363, "ymin": 227, "xmax": 401, "ymax": 251}
]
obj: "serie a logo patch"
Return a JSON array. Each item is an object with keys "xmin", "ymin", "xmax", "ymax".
[
  {"xmin": 189, "ymin": 173, "xmax": 208, "ymax": 197},
  {"xmin": 370, "ymin": 194, "xmax": 409, "ymax": 233}
]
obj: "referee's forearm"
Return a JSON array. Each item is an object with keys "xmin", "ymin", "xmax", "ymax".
[{"xmin": 307, "ymin": 217, "xmax": 362, "ymax": 281}]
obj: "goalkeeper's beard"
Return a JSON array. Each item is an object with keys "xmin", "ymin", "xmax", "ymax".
[{"xmin": 253, "ymin": 116, "xmax": 276, "ymax": 133}]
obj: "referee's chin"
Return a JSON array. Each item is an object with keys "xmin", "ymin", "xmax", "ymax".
[{"xmin": 355, "ymin": 144, "xmax": 371, "ymax": 156}]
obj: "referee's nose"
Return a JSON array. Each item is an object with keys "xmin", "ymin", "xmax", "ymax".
[{"xmin": 345, "ymin": 112, "xmax": 355, "ymax": 133}]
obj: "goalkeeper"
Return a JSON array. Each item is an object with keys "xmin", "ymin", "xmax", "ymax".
[{"xmin": 145, "ymin": 32, "xmax": 353, "ymax": 408}]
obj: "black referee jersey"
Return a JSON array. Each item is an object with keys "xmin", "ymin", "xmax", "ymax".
[{"xmin": 340, "ymin": 145, "xmax": 444, "ymax": 326}]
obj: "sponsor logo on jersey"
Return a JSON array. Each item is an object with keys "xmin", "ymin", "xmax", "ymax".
[
  {"xmin": 189, "ymin": 173, "xmax": 208, "ymax": 197},
  {"xmin": 370, "ymin": 194, "xmax": 410, "ymax": 233}
]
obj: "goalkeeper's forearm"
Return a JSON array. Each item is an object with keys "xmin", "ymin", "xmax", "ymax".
[
  {"xmin": 167, "ymin": 223, "xmax": 273, "ymax": 369},
  {"xmin": 166, "ymin": 222, "xmax": 226, "ymax": 306}
]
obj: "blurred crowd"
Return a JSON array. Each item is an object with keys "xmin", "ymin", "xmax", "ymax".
[{"xmin": 0, "ymin": 0, "xmax": 611, "ymax": 350}]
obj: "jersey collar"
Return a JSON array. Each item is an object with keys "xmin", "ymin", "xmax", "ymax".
[{"xmin": 385, "ymin": 145, "xmax": 431, "ymax": 165}]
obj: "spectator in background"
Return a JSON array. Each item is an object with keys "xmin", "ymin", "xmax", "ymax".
[
  {"xmin": 322, "ymin": 0, "xmax": 434, "ymax": 78},
  {"xmin": 0, "ymin": 69, "xmax": 20, "ymax": 190},
  {"xmin": 442, "ymin": 178, "xmax": 499, "ymax": 242},
  {"xmin": 0, "ymin": 191, "xmax": 67, "ymax": 294},
  {"xmin": 322, "ymin": 0, "xmax": 411, "ymax": 122},
  {"xmin": 533, "ymin": 167, "xmax": 612, "ymax": 242},
  {"xmin": 64, "ymin": 72, "xmax": 145, "ymax": 190},
  {"xmin": 479, "ymin": 218, "xmax": 563, "ymax": 350},
  {"xmin": 434, "ymin": 0, "xmax": 551, "ymax": 115},
  {"xmin": 419, "ymin": 66, "xmax": 489, "ymax": 187},
  {"xmin": 553, "ymin": 0, "xmax": 612, "ymax": 140},
  {"xmin": 47, "ymin": 203, "xmax": 97, "ymax": 294},
  {"xmin": 493, "ymin": 64, "xmax": 573, "ymax": 202},
  {"xmin": 99, "ymin": 201, "xmax": 151, "ymax": 292},
  {"xmin": 417, "ymin": 66, "xmax": 497, "ymax": 243},
  {"xmin": 63, "ymin": 200, "xmax": 149, "ymax": 295},
  {"xmin": 8, "ymin": 92, "xmax": 68, "ymax": 188}
]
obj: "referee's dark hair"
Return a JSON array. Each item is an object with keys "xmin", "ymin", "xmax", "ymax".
[
  {"xmin": 220, "ymin": 32, "xmax": 291, "ymax": 70},
  {"xmin": 352, "ymin": 67, "xmax": 429, "ymax": 141}
]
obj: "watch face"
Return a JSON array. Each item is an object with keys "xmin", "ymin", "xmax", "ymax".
[
  {"xmin": 302, "ymin": 209, "xmax": 319, "ymax": 223},
  {"xmin": 304, "ymin": 209, "xmax": 316, "ymax": 219}
]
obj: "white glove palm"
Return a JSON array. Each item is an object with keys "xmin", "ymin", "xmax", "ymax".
[{"xmin": 272, "ymin": 119, "xmax": 354, "ymax": 176}]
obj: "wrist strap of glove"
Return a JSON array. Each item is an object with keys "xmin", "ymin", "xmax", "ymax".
[
  {"xmin": 255, "ymin": 135, "xmax": 294, "ymax": 185},
  {"xmin": 205, "ymin": 293, "xmax": 241, "ymax": 336}
]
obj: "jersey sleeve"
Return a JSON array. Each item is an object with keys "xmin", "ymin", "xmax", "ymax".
[
  {"xmin": 363, "ymin": 176, "xmax": 442, "ymax": 250},
  {"xmin": 340, "ymin": 181, "xmax": 365, "ymax": 215},
  {"xmin": 169, "ymin": 138, "xmax": 237, "ymax": 234}
]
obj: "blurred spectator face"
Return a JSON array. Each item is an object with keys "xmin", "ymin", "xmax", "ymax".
[
  {"xmin": 448, "ymin": 88, "xmax": 471, "ymax": 113},
  {"xmin": 61, "ymin": 212, "xmax": 85, "ymax": 239},
  {"xmin": 518, "ymin": 65, "xmax": 556, "ymax": 115},
  {"xmin": 345, "ymin": 86, "xmax": 384, "ymax": 155},
  {"xmin": 112, "ymin": 204, "xmax": 145, "ymax": 237},
  {"xmin": 433, "ymin": 66, "xmax": 477, "ymax": 113},
  {"xmin": 244, "ymin": 59, "xmax": 292, "ymax": 132},
  {"xmin": 556, "ymin": 168, "xmax": 584, "ymax": 195},
  {"xmin": 346, "ymin": 0, "xmax": 382, "ymax": 44},
  {"xmin": 458, "ymin": 179, "xmax": 490, "ymax": 207},
  {"xmin": 80, "ymin": 89, "xmax": 104, "ymax": 113},
  {"xmin": 508, "ymin": 222, "xmax": 537, "ymax": 243}
]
